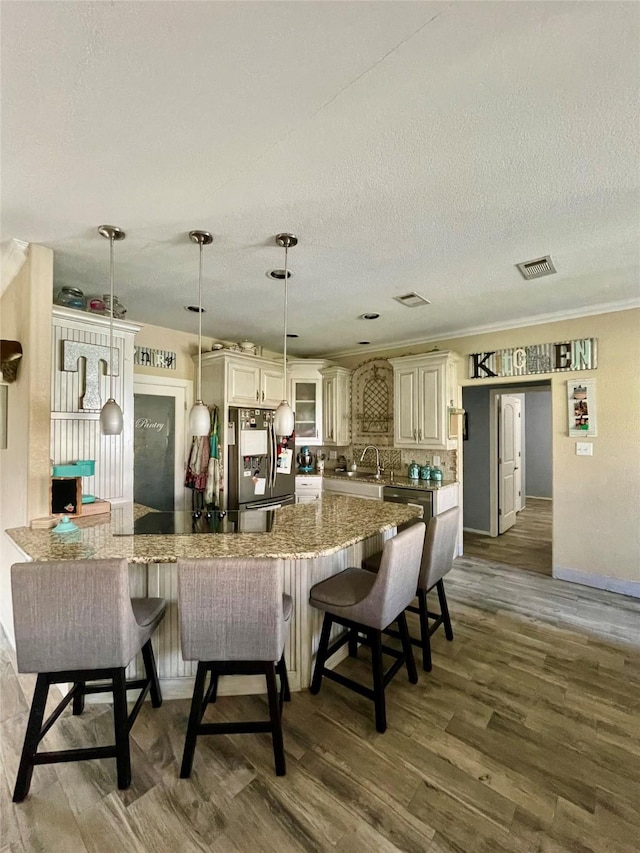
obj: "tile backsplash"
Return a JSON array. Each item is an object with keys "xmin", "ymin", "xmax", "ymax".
[{"xmin": 308, "ymin": 444, "xmax": 457, "ymax": 481}]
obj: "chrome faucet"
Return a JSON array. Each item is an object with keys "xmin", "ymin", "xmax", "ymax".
[{"xmin": 360, "ymin": 445, "xmax": 382, "ymax": 479}]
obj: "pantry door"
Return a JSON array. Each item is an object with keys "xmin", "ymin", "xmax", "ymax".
[{"xmin": 133, "ymin": 377, "xmax": 190, "ymax": 511}]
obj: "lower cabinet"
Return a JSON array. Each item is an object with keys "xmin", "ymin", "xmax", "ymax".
[{"xmin": 295, "ymin": 475, "xmax": 322, "ymax": 504}]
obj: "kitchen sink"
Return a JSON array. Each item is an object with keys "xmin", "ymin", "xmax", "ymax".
[{"xmin": 331, "ymin": 470, "xmax": 385, "ymax": 483}]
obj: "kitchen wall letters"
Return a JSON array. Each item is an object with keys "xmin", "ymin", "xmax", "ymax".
[
  {"xmin": 469, "ymin": 338, "xmax": 597, "ymax": 379},
  {"xmin": 62, "ymin": 339, "xmax": 118, "ymax": 410},
  {"xmin": 134, "ymin": 346, "xmax": 176, "ymax": 370}
]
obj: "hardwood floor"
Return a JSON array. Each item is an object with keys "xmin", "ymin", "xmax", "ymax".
[
  {"xmin": 2, "ymin": 557, "xmax": 639, "ymax": 852},
  {"xmin": 464, "ymin": 497, "xmax": 552, "ymax": 576}
]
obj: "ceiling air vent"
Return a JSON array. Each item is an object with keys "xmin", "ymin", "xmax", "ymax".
[
  {"xmin": 393, "ymin": 292, "xmax": 431, "ymax": 308},
  {"xmin": 516, "ymin": 256, "xmax": 557, "ymax": 280}
]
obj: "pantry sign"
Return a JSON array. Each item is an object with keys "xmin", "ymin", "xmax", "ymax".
[{"xmin": 469, "ymin": 338, "xmax": 597, "ymax": 379}]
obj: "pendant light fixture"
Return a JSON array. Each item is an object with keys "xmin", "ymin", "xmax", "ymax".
[
  {"xmin": 188, "ymin": 230, "xmax": 213, "ymax": 436},
  {"xmin": 98, "ymin": 225, "xmax": 126, "ymax": 435},
  {"xmin": 273, "ymin": 233, "xmax": 297, "ymax": 437}
]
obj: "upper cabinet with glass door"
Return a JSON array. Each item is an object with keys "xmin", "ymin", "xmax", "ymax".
[{"xmin": 287, "ymin": 360, "xmax": 328, "ymax": 446}]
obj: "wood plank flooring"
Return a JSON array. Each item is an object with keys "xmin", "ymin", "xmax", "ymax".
[
  {"xmin": 2, "ymin": 556, "xmax": 639, "ymax": 852},
  {"xmin": 464, "ymin": 497, "xmax": 552, "ymax": 575}
]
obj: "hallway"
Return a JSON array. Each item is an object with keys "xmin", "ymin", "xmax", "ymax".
[{"xmin": 463, "ymin": 497, "xmax": 552, "ymax": 576}]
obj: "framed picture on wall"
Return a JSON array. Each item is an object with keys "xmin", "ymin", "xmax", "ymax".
[{"xmin": 567, "ymin": 378, "xmax": 596, "ymax": 437}]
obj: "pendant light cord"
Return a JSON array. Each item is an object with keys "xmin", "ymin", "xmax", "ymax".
[
  {"xmin": 109, "ymin": 235, "xmax": 115, "ymax": 400},
  {"xmin": 197, "ymin": 241, "xmax": 203, "ymax": 402},
  {"xmin": 282, "ymin": 243, "xmax": 288, "ymax": 397}
]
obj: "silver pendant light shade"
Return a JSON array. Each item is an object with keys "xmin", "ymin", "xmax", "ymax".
[
  {"xmin": 188, "ymin": 230, "xmax": 213, "ymax": 437},
  {"xmin": 273, "ymin": 233, "xmax": 297, "ymax": 437},
  {"xmin": 98, "ymin": 225, "xmax": 125, "ymax": 435}
]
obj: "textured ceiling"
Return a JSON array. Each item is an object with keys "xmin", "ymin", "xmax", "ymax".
[{"xmin": 2, "ymin": 1, "xmax": 639, "ymax": 356}]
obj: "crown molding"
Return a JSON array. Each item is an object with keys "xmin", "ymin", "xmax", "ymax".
[{"xmin": 317, "ymin": 299, "xmax": 640, "ymax": 360}]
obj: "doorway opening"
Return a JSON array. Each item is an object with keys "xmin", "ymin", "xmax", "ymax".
[{"xmin": 462, "ymin": 380, "xmax": 552, "ymax": 575}]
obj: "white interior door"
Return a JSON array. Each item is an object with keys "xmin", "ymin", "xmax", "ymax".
[
  {"xmin": 499, "ymin": 394, "xmax": 521, "ymax": 533},
  {"xmin": 134, "ymin": 378, "xmax": 190, "ymax": 511},
  {"xmin": 514, "ymin": 395, "xmax": 523, "ymax": 513}
]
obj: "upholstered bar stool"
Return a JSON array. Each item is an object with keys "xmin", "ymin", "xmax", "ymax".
[
  {"xmin": 309, "ymin": 522, "xmax": 426, "ymax": 733},
  {"xmin": 11, "ymin": 558, "xmax": 166, "ymax": 802},
  {"xmin": 177, "ymin": 557, "xmax": 291, "ymax": 777},
  {"xmin": 362, "ymin": 507, "xmax": 460, "ymax": 671}
]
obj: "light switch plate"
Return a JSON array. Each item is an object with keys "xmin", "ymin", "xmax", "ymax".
[
  {"xmin": 576, "ymin": 442, "xmax": 593, "ymax": 456},
  {"xmin": 329, "ymin": 450, "xmax": 337, "ymax": 460}
]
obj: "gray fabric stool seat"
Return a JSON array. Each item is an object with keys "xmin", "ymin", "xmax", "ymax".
[
  {"xmin": 362, "ymin": 507, "xmax": 460, "ymax": 671},
  {"xmin": 11, "ymin": 558, "xmax": 166, "ymax": 802},
  {"xmin": 309, "ymin": 522, "xmax": 426, "ymax": 733},
  {"xmin": 177, "ymin": 557, "xmax": 291, "ymax": 777}
]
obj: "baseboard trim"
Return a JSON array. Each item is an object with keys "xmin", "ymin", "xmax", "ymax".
[
  {"xmin": 553, "ymin": 566, "xmax": 640, "ymax": 599},
  {"xmin": 525, "ymin": 495, "xmax": 552, "ymax": 501},
  {"xmin": 463, "ymin": 527, "xmax": 491, "ymax": 536}
]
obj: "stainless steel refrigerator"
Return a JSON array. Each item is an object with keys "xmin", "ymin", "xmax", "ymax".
[{"xmin": 227, "ymin": 407, "xmax": 296, "ymax": 510}]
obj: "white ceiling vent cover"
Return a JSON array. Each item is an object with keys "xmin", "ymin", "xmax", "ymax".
[
  {"xmin": 393, "ymin": 291, "xmax": 432, "ymax": 308},
  {"xmin": 516, "ymin": 256, "xmax": 557, "ymax": 280}
]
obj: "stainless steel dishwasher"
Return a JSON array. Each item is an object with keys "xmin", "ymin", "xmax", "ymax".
[{"xmin": 382, "ymin": 486, "xmax": 433, "ymax": 522}]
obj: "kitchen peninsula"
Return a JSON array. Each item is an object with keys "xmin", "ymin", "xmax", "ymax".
[{"xmin": 6, "ymin": 495, "xmax": 420, "ymax": 697}]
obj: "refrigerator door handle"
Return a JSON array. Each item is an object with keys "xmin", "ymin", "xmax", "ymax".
[{"xmin": 271, "ymin": 424, "xmax": 278, "ymax": 489}]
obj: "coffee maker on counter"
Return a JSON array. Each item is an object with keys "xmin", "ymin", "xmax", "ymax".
[{"xmin": 297, "ymin": 446, "xmax": 316, "ymax": 473}]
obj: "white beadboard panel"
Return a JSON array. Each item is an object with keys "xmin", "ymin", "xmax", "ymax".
[
  {"xmin": 52, "ymin": 322, "xmax": 125, "ymax": 415},
  {"xmin": 139, "ymin": 529, "xmax": 396, "ymax": 698},
  {"xmin": 51, "ymin": 308, "xmax": 139, "ymax": 504}
]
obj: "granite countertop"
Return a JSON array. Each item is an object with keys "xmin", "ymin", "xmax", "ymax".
[
  {"xmin": 321, "ymin": 471, "xmax": 457, "ymax": 492},
  {"xmin": 5, "ymin": 495, "xmax": 421, "ymax": 564}
]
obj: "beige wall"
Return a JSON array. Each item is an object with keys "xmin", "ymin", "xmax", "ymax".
[
  {"xmin": 335, "ymin": 309, "xmax": 640, "ymax": 587},
  {"xmin": 133, "ymin": 322, "xmax": 283, "ymax": 381},
  {"xmin": 134, "ymin": 321, "xmax": 200, "ymax": 381},
  {"xmin": 0, "ymin": 244, "xmax": 53, "ymax": 637}
]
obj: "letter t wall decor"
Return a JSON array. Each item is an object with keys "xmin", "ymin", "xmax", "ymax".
[{"xmin": 62, "ymin": 339, "xmax": 119, "ymax": 411}]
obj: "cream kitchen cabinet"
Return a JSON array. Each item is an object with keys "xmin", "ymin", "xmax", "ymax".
[
  {"xmin": 295, "ymin": 475, "xmax": 323, "ymax": 504},
  {"xmin": 287, "ymin": 359, "xmax": 328, "ymax": 446},
  {"xmin": 201, "ymin": 351, "xmax": 284, "ymax": 409},
  {"xmin": 389, "ymin": 351, "xmax": 462, "ymax": 451},
  {"xmin": 320, "ymin": 365, "xmax": 351, "ymax": 446}
]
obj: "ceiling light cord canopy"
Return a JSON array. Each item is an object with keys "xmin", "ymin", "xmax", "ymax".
[
  {"xmin": 98, "ymin": 225, "xmax": 125, "ymax": 435},
  {"xmin": 188, "ymin": 230, "xmax": 213, "ymax": 436},
  {"xmin": 273, "ymin": 233, "xmax": 297, "ymax": 437}
]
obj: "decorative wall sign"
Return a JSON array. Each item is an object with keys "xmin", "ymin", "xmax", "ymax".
[
  {"xmin": 567, "ymin": 378, "xmax": 597, "ymax": 437},
  {"xmin": 134, "ymin": 346, "xmax": 176, "ymax": 370},
  {"xmin": 62, "ymin": 339, "xmax": 118, "ymax": 411},
  {"xmin": 469, "ymin": 338, "xmax": 597, "ymax": 379}
]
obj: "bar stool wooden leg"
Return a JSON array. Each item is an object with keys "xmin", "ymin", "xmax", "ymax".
[
  {"xmin": 310, "ymin": 614, "xmax": 333, "ymax": 695},
  {"xmin": 437, "ymin": 580, "xmax": 454, "ymax": 641},
  {"xmin": 180, "ymin": 661, "xmax": 208, "ymax": 779},
  {"xmin": 265, "ymin": 663, "xmax": 286, "ymax": 776},
  {"xmin": 13, "ymin": 674, "xmax": 50, "ymax": 803},
  {"xmin": 111, "ymin": 668, "xmax": 131, "ymax": 790},
  {"xmin": 370, "ymin": 629, "xmax": 387, "ymax": 734},
  {"xmin": 72, "ymin": 681, "xmax": 85, "ymax": 716},
  {"xmin": 276, "ymin": 653, "xmax": 290, "ymax": 710},
  {"xmin": 141, "ymin": 639, "xmax": 163, "ymax": 708},
  {"xmin": 417, "ymin": 588, "xmax": 432, "ymax": 672},
  {"xmin": 397, "ymin": 612, "xmax": 418, "ymax": 684},
  {"xmin": 348, "ymin": 630, "xmax": 359, "ymax": 658}
]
